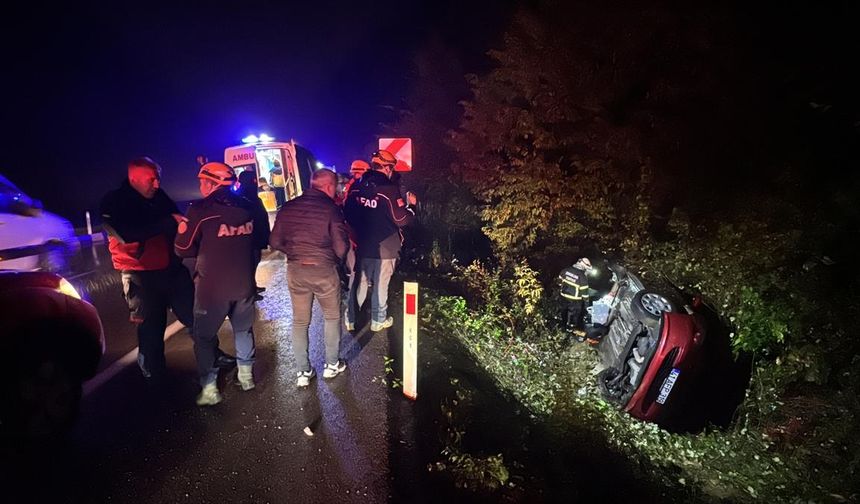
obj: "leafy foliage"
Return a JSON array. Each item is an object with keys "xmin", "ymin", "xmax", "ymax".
[
  {"xmin": 423, "ymin": 262, "xmax": 565, "ymax": 416},
  {"xmin": 447, "ymin": 11, "xmax": 635, "ymax": 257},
  {"xmin": 628, "ymin": 213, "xmax": 803, "ymax": 357},
  {"xmin": 513, "ymin": 259, "xmax": 543, "ymax": 316},
  {"xmin": 732, "ymin": 287, "xmax": 789, "ymax": 355}
]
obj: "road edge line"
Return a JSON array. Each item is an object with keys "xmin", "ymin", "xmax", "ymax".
[{"xmin": 83, "ymin": 320, "xmax": 186, "ymax": 397}]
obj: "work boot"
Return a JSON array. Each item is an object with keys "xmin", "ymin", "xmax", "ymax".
[
  {"xmin": 237, "ymin": 364, "xmax": 255, "ymax": 391},
  {"xmin": 370, "ymin": 317, "xmax": 394, "ymax": 332},
  {"xmin": 196, "ymin": 383, "xmax": 222, "ymax": 406}
]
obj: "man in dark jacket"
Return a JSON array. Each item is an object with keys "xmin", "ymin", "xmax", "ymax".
[
  {"xmin": 175, "ymin": 162, "xmax": 268, "ymax": 406},
  {"xmin": 270, "ymin": 169, "xmax": 350, "ymax": 387},
  {"xmin": 100, "ymin": 157, "xmax": 235, "ymax": 381},
  {"xmin": 343, "ymin": 150, "xmax": 418, "ymax": 332}
]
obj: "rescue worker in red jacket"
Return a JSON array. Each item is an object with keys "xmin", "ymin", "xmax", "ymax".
[
  {"xmin": 174, "ymin": 162, "xmax": 268, "ymax": 406},
  {"xmin": 343, "ymin": 150, "xmax": 418, "ymax": 332},
  {"xmin": 100, "ymin": 157, "xmax": 235, "ymax": 381}
]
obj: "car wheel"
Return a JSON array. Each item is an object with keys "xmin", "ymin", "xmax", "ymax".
[
  {"xmin": 631, "ymin": 290, "xmax": 676, "ymax": 326},
  {"xmin": 597, "ymin": 367, "xmax": 625, "ymax": 404},
  {"xmin": 3, "ymin": 359, "xmax": 82, "ymax": 440}
]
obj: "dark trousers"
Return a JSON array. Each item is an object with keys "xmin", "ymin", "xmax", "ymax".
[
  {"xmin": 121, "ymin": 263, "xmax": 195, "ymax": 377},
  {"xmin": 562, "ymin": 299, "xmax": 586, "ymax": 330},
  {"xmin": 193, "ymin": 293, "xmax": 256, "ymax": 386},
  {"xmin": 274, "ymin": 187, "xmax": 286, "ymax": 208}
]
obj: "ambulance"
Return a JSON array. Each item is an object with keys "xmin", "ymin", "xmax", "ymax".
[{"xmin": 224, "ymin": 134, "xmax": 322, "ymax": 212}]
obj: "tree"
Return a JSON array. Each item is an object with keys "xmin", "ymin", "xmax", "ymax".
[
  {"xmin": 447, "ymin": 6, "xmax": 653, "ymax": 258},
  {"xmin": 447, "ymin": 1, "xmax": 794, "ymax": 260}
]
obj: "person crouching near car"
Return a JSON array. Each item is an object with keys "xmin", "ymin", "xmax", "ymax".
[
  {"xmin": 558, "ymin": 257, "xmax": 593, "ymax": 342},
  {"xmin": 100, "ymin": 156, "xmax": 236, "ymax": 383},
  {"xmin": 269, "ymin": 169, "xmax": 350, "ymax": 388},
  {"xmin": 174, "ymin": 163, "xmax": 269, "ymax": 406}
]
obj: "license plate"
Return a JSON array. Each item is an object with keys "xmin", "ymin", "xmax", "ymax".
[{"xmin": 656, "ymin": 368, "xmax": 680, "ymax": 405}]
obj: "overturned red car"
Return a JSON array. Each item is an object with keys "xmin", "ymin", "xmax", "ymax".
[{"xmin": 591, "ymin": 263, "xmax": 707, "ymax": 427}]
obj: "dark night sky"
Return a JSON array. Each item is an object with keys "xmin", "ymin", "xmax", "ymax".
[
  {"xmin": 0, "ymin": 1, "xmax": 512, "ymax": 225},
  {"xmin": 4, "ymin": 1, "xmax": 858, "ymax": 229}
]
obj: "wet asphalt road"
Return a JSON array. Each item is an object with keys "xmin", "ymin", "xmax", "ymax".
[{"xmin": 5, "ymin": 245, "xmax": 403, "ymax": 503}]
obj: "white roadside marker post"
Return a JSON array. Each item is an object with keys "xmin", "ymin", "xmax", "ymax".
[
  {"xmin": 85, "ymin": 210, "xmax": 100, "ymax": 266},
  {"xmin": 403, "ymin": 281, "xmax": 419, "ymax": 400}
]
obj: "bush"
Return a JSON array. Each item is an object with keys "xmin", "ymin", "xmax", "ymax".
[
  {"xmin": 732, "ymin": 287, "xmax": 790, "ymax": 355},
  {"xmin": 422, "ymin": 260, "xmax": 566, "ymax": 416}
]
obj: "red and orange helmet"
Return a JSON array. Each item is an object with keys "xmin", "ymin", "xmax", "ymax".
[
  {"xmin": 198, "ymin": 162, "xmax": 237, "ymax": 186},
  {"xmin": 350, "ymin": 159, "xmax": 370, "ymax": 176},
  {"xmin": 370, "ymin": 150, "xmax": 397, "ymax": 170}
]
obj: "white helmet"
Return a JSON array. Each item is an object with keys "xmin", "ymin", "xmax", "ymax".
[{"xmin": 574, "ymin": 257, "xmax": 592, "ymax": 271}]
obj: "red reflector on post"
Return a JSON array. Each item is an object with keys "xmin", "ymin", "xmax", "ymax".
[{"xmin": 406, "ymin": 293, "xmax": 417, "ymax": 315}]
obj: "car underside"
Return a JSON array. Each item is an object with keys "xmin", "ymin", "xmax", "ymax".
[{"xmin": 592, "ymin": 264, "xmax": 705, "ymax": 425}]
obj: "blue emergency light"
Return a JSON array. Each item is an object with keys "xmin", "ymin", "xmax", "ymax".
[{"xmin": 241, "ymin": 133, "xmax": 275, "ymax": 144}]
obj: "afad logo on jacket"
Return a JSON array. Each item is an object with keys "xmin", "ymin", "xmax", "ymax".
[{"xmin": 217, "ymin": 221, "xmax": 254, "ymax": 237}]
